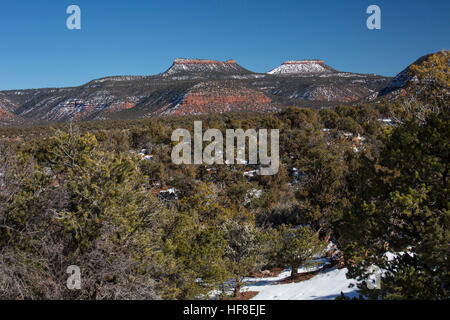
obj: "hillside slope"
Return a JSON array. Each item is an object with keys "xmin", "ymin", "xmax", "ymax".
[
  {"xmin": 0, "ymin": 57, "xmax": 391, "ymax": 126},
  {"xmin": 375, "ymin": 50, "xmax": 449, "ymax": 101}
]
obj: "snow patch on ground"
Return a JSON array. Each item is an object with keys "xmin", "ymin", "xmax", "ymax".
[{"xmin": 243, "ymin": 266, "xmax": 359, "ymax": 300}]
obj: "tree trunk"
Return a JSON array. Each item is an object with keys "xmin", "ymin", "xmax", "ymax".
[
  {"xmin": 291, "ymin": 265, "xmax": 299, "ymax": 278},
  {"xmin": 234, "ymin": 278, "xmax": 241, "ymax": 298}
]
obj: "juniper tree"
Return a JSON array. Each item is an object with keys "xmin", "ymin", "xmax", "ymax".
[
  {"xmin": 221, "ymin": 220, "xmax": 266, "ymax": 297},
  {"xmin": 271, "ymin": 224, "xmax": 327, "ymax": 278},
  {"xmin": 161, "ymin": 212, "xmax": 229, "ymax": 299},
  {"xmin": 0, "ymin": 128, "xmax": 169, "ymax": 299},
  {"xmin": 336, "ymin": 52, "xmax": 449, "ymax": 300},
  {"xmin": 338, "ymin": 112, "xmax": 449, "ymax": 299}
]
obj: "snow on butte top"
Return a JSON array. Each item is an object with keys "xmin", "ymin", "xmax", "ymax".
[
  {"xmin": 268, "ymin": 59, "xmax": 332, "ymax": 75},
  {"xmin": 173, "ymin": 58, "xmax": 237, "ymax": 65},
  {"xmin": 283, "ymin": 60, "xmax": 325, "ymax": 65},
  {"xmin": 162, "ymin": 58, "xmax": 245, "ymax": 76}
]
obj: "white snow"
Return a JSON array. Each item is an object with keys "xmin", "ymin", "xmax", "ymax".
[
  {"xmin": 242, "ymin": 266, "xmax": 359, "ymax": 300},
  {"xmin": 244, "ymin": 170, "xmax": 258, "ymax": 177},
  {"xmin": 378, "ymin": 118, "xmax": 393, "ymax": 125},
  {"xmin": 268, "ymin": 61, "xmax": 331, "ymax": 75},
  {"xmin": 209, "ymin": 244, "xmax": 361, "ymax": 300},
  {"xmin": 162, "ymin": 59, "xmax": 243, "ymax": 76},
  {"xmin": 244, "ymin": 188, "xmax": 263, "ymax": 204}
]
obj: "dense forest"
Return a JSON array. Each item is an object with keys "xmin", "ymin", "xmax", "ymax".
[{"xmin": 0, "ymin": 51, "xmax": 448, "ymax": 300}]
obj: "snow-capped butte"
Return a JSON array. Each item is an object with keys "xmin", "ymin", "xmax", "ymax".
[
  {"xmin": 268, "ymin": 60, "xmax": 334, "ymax": 75},
  {"xmin": 161, "ymin": 58, "xmax": 252, "ymax": 77}
]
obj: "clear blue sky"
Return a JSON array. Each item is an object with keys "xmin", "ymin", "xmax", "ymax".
[{"xmin": 0, "ymin": 0, "xmax": 449, "ymax": 90}]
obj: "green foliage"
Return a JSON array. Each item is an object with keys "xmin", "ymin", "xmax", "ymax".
[
  {"xmin": 270, "ymin": 225, "xmax": 327, "ymax": 277},
  {"xmin": 161, "ymin": 212, "xmax": 228, "ymax": 299},
  {"xmin": 409, "ymin": 50, "xmax": 449, "ymax": 107},
  {"xmin": 1, "ymin": 128, "xmax": 170, "ymax": 299},
  {"xmin": 319, "ymin": 108, "xmax": 339, "ymax": 129},
  {"xmin": 338, "ymin": 111, "xmax": 449, "ymax": 299},
  {"xmin": 1, "ymin": 71, "xmax": 448, "ymax": 301},
  {"xmin": 221, "ymin": 220, "xmax": 266, "ymax": 297}
]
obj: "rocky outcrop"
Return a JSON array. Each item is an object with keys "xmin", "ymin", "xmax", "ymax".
[
  {"xmin": 154, "ymin": 81, "xmax": 277, "ymax": 116},
  {"xmin": 290, "ymin": 85, "xmax": 361, "ymax": 102},
  {"xmin": 0, "ymin": 108, "xmax": 22, "ymax": 125},
  {"xmin": 0, "ymin": 96, "xmax": 23, "ymax": 125},
  {"xmin": 15, "ymin": 92, "xmax": 140, "ymax": 122}
]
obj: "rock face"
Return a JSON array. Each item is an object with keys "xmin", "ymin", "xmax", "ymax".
[
  {"xmin": 0, "ymin": 108, "xmax": 21, "ymax": 125},
  {"xmin": 268, "ymin": 60, "xmax": 335, "ymax": 75},
  {"xmin": 12, "ymin": 89, "xmax": 140, "ymax": 122},
  {"xmin": 0, "ymin": 95, "xmax": 23, "ymax": 125},
  {"xmin": 154, "ymin": 81, "xmax": 276, "ymax": 116},
  {"xmin": 291, "ymin": 85, "xmax": 360, "ymax": 102}
]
